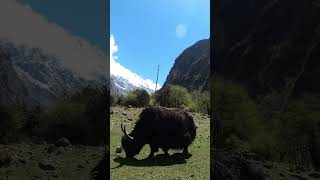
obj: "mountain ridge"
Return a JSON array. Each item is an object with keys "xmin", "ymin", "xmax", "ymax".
[
  {"xmin": 0, "ymin": 40, "xmax": 107, "ymax": 108},
  {"xmin": 163, "ymin": 39, "xmax": 210, "ymax": 92}
]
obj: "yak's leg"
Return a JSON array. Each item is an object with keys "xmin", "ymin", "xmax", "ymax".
[
  {"xmin": 162, "ymin": 147, "xmax": 169, "ymax": 156},
  {"xmin": 147, "ymin": 144, "xmax": 158, "ymax": 159},
  {"xmin": 183, "ymin": 146, "xmax": 191, "ymax": 159}
]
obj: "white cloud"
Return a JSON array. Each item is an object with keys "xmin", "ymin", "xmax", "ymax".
[
  {"xmin": 110, "ymin": 35, "xmax": 161, "ymax": 91},
  {"xmin": 176, "ymin": 24, "xmax": 187, "ymax": 38},
  {"xmin": 0, "ymin": 0, "xmax": 107, "ymax": 80}
]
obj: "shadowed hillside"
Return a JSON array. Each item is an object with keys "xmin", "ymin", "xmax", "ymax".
[
  {"xmin": 163, "ymin": 39, "xmax": 210, "ymax": 92},
  {"xmin": 212, "ymin": 0, "xmax": 320, "ymax": 179}
]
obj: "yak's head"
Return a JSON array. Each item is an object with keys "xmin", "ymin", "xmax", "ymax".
[{"xmin": 120, "ymin": 123, "xmax": 142, "ymax": 158}]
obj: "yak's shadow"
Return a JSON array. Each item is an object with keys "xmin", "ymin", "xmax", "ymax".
[{"xmin": 112, "ymin": 153, "xmax": 190, "ymax": 168}]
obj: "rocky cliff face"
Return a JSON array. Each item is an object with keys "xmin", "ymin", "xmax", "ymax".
[
  {"xmin": 163, "ymin": 39, "xmax": 210, "ymax": 92},
  {"xmin": 213, "ymin": 0, "xmax": 320, "ymax": 97}
]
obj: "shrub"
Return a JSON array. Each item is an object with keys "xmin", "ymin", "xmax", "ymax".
[
  {"xmin": 32, "ymin": 86, "xmax": 108, "ymax": 145},
  {"xmin": 0, "ymin": 104, "xmax": 14, "ymax": 143},
  {"xmin": 121, "ymin": 89, "xmax": 150, "ymax": 107},
  {"xmin": 189, "ymin": 90, "xmax": 210, "ymax": 114},
  {"xmin": 110, "ymin": 95, "xmax": 117, "ymax": 107},
  {"xmin": 212, "ymin": 76, "xmax": 265, "ymax": 150},
  {"xmin": 155, "ymin": 85, "xmax": 191, "ymax": 108}
]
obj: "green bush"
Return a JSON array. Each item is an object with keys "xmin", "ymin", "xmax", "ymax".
[
  {"xmin": 212, "ymin": 76, "xmax": 265, "ymax": 150},
  {"xmin": 189, "ymin": 90, "xmax": 210, "ymax": 114},
  {"xmin": 120, "ymin": 89, "xmax": 150, "ymax": 107},
  {"xmin": 155, "ymin": 85, "xmax": 192, "ymax": 108},
  {"xmin": 212, "ymin": 75, "xmax": 320, "ymax": 166},
  {"xmin": 0, "ymin": 103, "xmax": 31, "ymax": 143},
  {"xmin": 33, "ymin": 86, "xmax": 108, "ymax": 145}
]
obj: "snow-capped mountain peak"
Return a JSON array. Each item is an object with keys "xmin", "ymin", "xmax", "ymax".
[{"xmin": 110, "ymin": 35, "xmax": 161, "ymax": 95}]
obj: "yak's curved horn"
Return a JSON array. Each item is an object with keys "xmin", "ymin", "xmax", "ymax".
[
  {"xmin": 121, "ymin": 122, "xmax": 134, "ymax": 140},
  {"xmin": 120, "ymin": 123, "xmax": 125, "ymax": 133}
]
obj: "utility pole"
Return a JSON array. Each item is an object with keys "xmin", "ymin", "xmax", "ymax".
[{"xmin": 155, "ymin": 65, "xmax": 160, "ymax": 93}]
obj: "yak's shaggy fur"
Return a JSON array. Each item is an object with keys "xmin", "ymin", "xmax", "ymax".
[{"xmin": 121, "ymin": 106, "xmax": 196, "ymax": 158}]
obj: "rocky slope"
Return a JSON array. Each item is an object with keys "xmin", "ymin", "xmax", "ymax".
[
  {"xmin": 0, "ymin": 40, "xmax": 107, "ymax": 108},
  {"xmin": 163, "ymin": 39, "xmax": 210, "ymax": 92},
  {"xmin": 213, "ymin": 0, "xmax": 320, "ymax": 97},
  {"xmin": 0, "ymin": 140, "xmax": 104, "ymax": 179}
]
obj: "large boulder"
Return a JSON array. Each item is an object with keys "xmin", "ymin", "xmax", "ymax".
[
  {"xmin": 38, "ymin": 159, "xmax": 56, "ymax": 170},
  {"xmin": 55, "ymin": 137, "xmax": 71, "ymax": 147}
]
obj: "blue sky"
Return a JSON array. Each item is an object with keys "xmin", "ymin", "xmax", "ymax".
[
  {"xmin": 14, "ymin": 0, "xmax": 209, "ymax": 88},
  {"xmin": 111, "ymin": 0, "xmax": 210, "ymax": 87}
]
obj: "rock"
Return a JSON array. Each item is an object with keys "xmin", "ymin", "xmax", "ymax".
[
  {"xmin": 31, "ymin": 176, "xmax": 45, "ymax": 180},
  {"xmin": 173, "ymin": 177, "xmax": 181, "ymax": 180},
  {"xmin": 38, "ymin": 160, "xmax": 55, "ymax": 170},
  {"xmin": 195, "ymin": 123, "xmax": 199, "ymax": 128},
  {"xmin": 18, "ymin": 158, "xmax": 26, "ymax": 164},
  {"xmin": 122, "ymin": 112, "xmax": 127, "ymax": 116},
  {"xmin": 309, "ymin": 172, "xmax": 320, "ymax": 178},
  {"xmin": 56, "ymin": 147, "xmax": 64, "ymax": 155},
  {"xmin": 55, "ymin": 137, "xmax": 71, "ymax": 147},
  {"xmin": 264, "ymin": 163, "xmax": 272, "ymax": 169},
  {"xmin": 127, "ymin": 118, "xmax": 133, "ymax": 121},
  {"xmin": 115, "ymin": 146, "xmax": 122, "ymax": 153},
  {"xmin": 47, "ymin": 144, "xmax": 56, "ymax": 153},
  {"xmin": 127, "ymin": 105, "xmax": 132, "ymax": 108},
  {"xmin": 65, "ymin": 146, "xmax": 72, "ymax": 151}
]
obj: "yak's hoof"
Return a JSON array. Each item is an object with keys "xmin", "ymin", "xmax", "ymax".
[
  {"xmin": 147, "ymin": 155, "xmax": 154, "ymax": 159},
  {"xmin": 183, "ymin": 153, "xmax": 192, "ymax": 159},
  {"xmin": 163, "ymin": 153, "xmax": 170, "ymax": 158}
]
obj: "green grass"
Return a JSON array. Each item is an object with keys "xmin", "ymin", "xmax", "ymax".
[{"xmin": 110, "ymin": 106, "xmax": 210, "ymax": 180}]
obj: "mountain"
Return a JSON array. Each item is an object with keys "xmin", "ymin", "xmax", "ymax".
[
  {"xmin": 163, "ymin": 39, "xmax": 210, "ymax": 92},
  {"xmin": 109, "ymin": 34, "xmax": 158, "ymax": 96},
  {"xmin": 110, "ymin": 75, "xmax": 154, "ymax": 96},
  {"xmin": 0, "ymin": 0, "xmax": 108, "ymax": 108},
  {"xmin": 213, "ymin": 0, "xmax": 320, "ymax": 97},
  {"xmin": 0, "ymin": 40, "xmax": 107, "ymax": 108},
  {"xmin": 212, "ymin": 0, "xmax": 320, "ymax": 177}
]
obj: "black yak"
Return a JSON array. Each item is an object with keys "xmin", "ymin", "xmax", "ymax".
[{"xmin": 121, "ymin": 106, "xmax": 197, "ymax": 159}]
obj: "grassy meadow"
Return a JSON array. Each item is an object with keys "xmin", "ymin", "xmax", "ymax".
[{"xmin": 110, "ymin": 106, "xmax": 210, "ymax": 180}]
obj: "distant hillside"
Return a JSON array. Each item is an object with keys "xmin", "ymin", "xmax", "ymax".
[
  {"xmin": 0, "ymin": 0, "xmax": 108, "ymax": 108},
  {"xmin": 0, "ymin": 40, "xmax": 106, "ymax": 108},
  {"xmin": 163, "ymin": 39, "xmax": 210, "ymax": 92}
]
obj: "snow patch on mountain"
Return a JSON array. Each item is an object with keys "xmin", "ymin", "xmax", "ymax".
[{"xmin": 110, "ymin": 35, "xmax": 160, "ymax": 95}]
